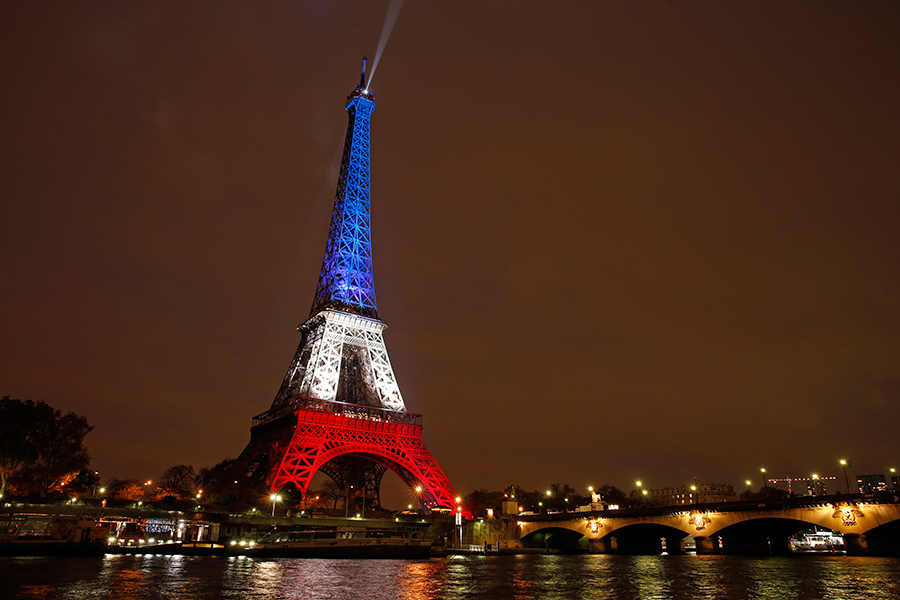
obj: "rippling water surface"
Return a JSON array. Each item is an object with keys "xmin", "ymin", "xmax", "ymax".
[{"xmin": 2, "ymin": 554, "xmax": 899, "ymax": 600}]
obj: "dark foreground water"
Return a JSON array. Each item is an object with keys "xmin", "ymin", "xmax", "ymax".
[{"xmin": 2, "ymin": 554, "xmax": 899, "ymax": 600}]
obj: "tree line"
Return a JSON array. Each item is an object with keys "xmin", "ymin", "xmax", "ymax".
[{"xmin": 0, "ymin": 397, "xmax": 335, "ymax": 510}]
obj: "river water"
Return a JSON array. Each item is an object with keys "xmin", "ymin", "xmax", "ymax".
[{"xmin": 2, "ymin": 553, "xmax": 899, "ymax": 599}]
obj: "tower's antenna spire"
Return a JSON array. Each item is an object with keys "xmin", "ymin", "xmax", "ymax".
[{"xmin": 360, "ymin": 57, "xmax": 367, "ymax": 89}]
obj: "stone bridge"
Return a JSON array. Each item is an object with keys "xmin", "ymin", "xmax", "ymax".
[{"xmin": 516, "ymin": 494, "xmax": 900, "ymax": 555}]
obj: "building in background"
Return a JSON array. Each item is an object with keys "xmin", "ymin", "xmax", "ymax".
[
  {"xmin": 644, "ymin": 483, "xmax": 735, "ymax": 506},
  {"xmin": 857, "ymin": 474, "xmax": 888, "ymax": 494}
]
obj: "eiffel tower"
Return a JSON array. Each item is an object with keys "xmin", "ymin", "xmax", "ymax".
[{"xmin": 238, "ymin": 61, "xmax": 465, "ymax": 516}]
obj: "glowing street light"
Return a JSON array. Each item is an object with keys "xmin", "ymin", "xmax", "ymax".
[
  {"xmin": 270, "ymin": 493, "xmax": 281, "ymax": 517},
  {"xmin": 690, "ymin": 485, "xmax": 697, "ymax": 504},
  {"xmin": 760, "ymin": 468, "xmax": 769, "ymax": 499},
  {"xmin": 840, "ymin": 459, "xmax": 851, "ymax": 493}
]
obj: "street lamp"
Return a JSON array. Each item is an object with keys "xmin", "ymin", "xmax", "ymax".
[
  {"xmin": 270, "ymin": 493, "xmax": 281, "ymax": 516},
  {"xmin": 690, "ymin": 485, "xmax": 697, "ymax": 504},
  {"xmin": 812, "ymin": 474, "xmax": 820, "ymax": 496},
  {"xmin": 760, "ymin": 468, "xmax": 768, "ymax": 499},
  {"xmin": 840, "ymin": 459, "xmax": 850, "ymax": 493}
]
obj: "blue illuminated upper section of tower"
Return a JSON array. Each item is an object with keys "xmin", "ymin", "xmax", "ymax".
[{"xmin": 309, "ymin": 82, "xmax": 379, "ymax": 319}]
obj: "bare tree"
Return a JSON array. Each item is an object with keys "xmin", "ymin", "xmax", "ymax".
[
  {"xmin": 320, "ymin": 479, "xmax": 344, "ymax": 509},
  {"xmin": 157, "ymin": 465, "xmax": 195, "ymax": 499}
]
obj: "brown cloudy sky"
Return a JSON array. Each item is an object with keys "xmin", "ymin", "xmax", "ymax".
[{"xmin": 2, "ymin": 1, "xmax": 898, "ymax": 503}]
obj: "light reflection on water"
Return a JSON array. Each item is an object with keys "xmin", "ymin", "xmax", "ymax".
[{"xmin": 1, "ymin": 554, "xmax": 899, "ymax": 600}]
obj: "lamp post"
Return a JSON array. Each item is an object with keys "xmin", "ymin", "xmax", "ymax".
[
  {"xmin": 690, "ymin": 485, "xmax": 697, "ymax": 504},
  {"xmin": 455, "ymin": 497, "xmax": 463, "ymax": 548},
  {"xmin": 761, "ymin": 468, "xmax": 768, "ymax": 499},
  {"xmin": 840, "ymin": 459, "xmax": 851, "ymax": 494},
  {"xmin": 270, "ymin": 493, "xmax": 281, "ymax": 517}
]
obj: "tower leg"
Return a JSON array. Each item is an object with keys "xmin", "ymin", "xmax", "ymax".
[{"xmin": 268, "ymin": 407, "xmax": 468, "ymax": 516}]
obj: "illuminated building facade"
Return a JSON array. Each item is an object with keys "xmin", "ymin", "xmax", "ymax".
[{"xmin": 644, "ymin": 483, "xmax": 736, "ymax": 506}]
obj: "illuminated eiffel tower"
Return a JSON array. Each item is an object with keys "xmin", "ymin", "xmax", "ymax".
[{"xmin": 239, "ymin": 61, "xmax": 464, "ymax": 516}]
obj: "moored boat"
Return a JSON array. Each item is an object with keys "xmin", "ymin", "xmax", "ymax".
[
  {"xmin": 252, "ymin": 528, "xmax": 433, "ymax": 558},
  {"xmin": 0, "ymin": 513, "xmax": 109, "ymax": 556}
]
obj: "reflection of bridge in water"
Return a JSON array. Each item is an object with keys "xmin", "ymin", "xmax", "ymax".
[{"xmin": 515, "ymin": 493, "xmax": 900, "ymax": 555}]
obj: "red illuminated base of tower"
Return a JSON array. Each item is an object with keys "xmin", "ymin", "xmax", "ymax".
[{"xmin": 259, "ymin": 400, "xmax": 469, "ymax": 518}]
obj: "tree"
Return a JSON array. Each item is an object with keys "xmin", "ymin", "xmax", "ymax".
[
  {"xmin": 156, "ymin": 465, "xmax": 195, "ymax": 500},
  {"xmin": 0, "ymin": 397, "xmax": 93, "ymax": 499},
  {"xmin": 35, "ymin": 409, "xmax": 93, "ymax": 497},
  {"xmin": 196, "ymin": 458, "xmax": 259, "ymax": 505},
  {"xmin": 320, "ymin": 479, "xmax": 344, "ymax": 509},
  {"xmin": 0, "ymin": 398, "xmax": 45, "ymax": 498},
  {"xmin": 106, "ymin": 478, "xmax": 144, "ymax": 502},
  {"xmin": 64, "ymin": 468, "xmax": 101, "ymax": 497},
  {"xmin": 595, "ymin": 484, "xmax": 628, "ymax": 506}
]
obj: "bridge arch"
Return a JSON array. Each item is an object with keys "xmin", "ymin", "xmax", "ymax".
[
  {"xmin": 595, "ymin": 522, "xmax": 693, "ymax": 555},
  {"xmin": 705, "ymin": 516, "xmax": 824, "ymax": 555},
  {"xmin": 521, "ymin": 526, "xmax": 589, "ymax": 553}
]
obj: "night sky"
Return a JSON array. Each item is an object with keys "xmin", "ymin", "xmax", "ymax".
[{"xmin": 2, "ymin": 1, "xmax": 899, "ymax": 504}]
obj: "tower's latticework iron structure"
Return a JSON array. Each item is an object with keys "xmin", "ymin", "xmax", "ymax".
[{"xmin": 239, "ymin": 63, "xmax": 465, "ymax": 516}]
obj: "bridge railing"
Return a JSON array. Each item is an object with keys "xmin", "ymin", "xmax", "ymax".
[
  {"xmin": 252, "ymin": 396, "xmax": 423, "ymax": 428},
  {"xmin": 517, "ymin": 492, "xmax": 899, "ymax": 522}
]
